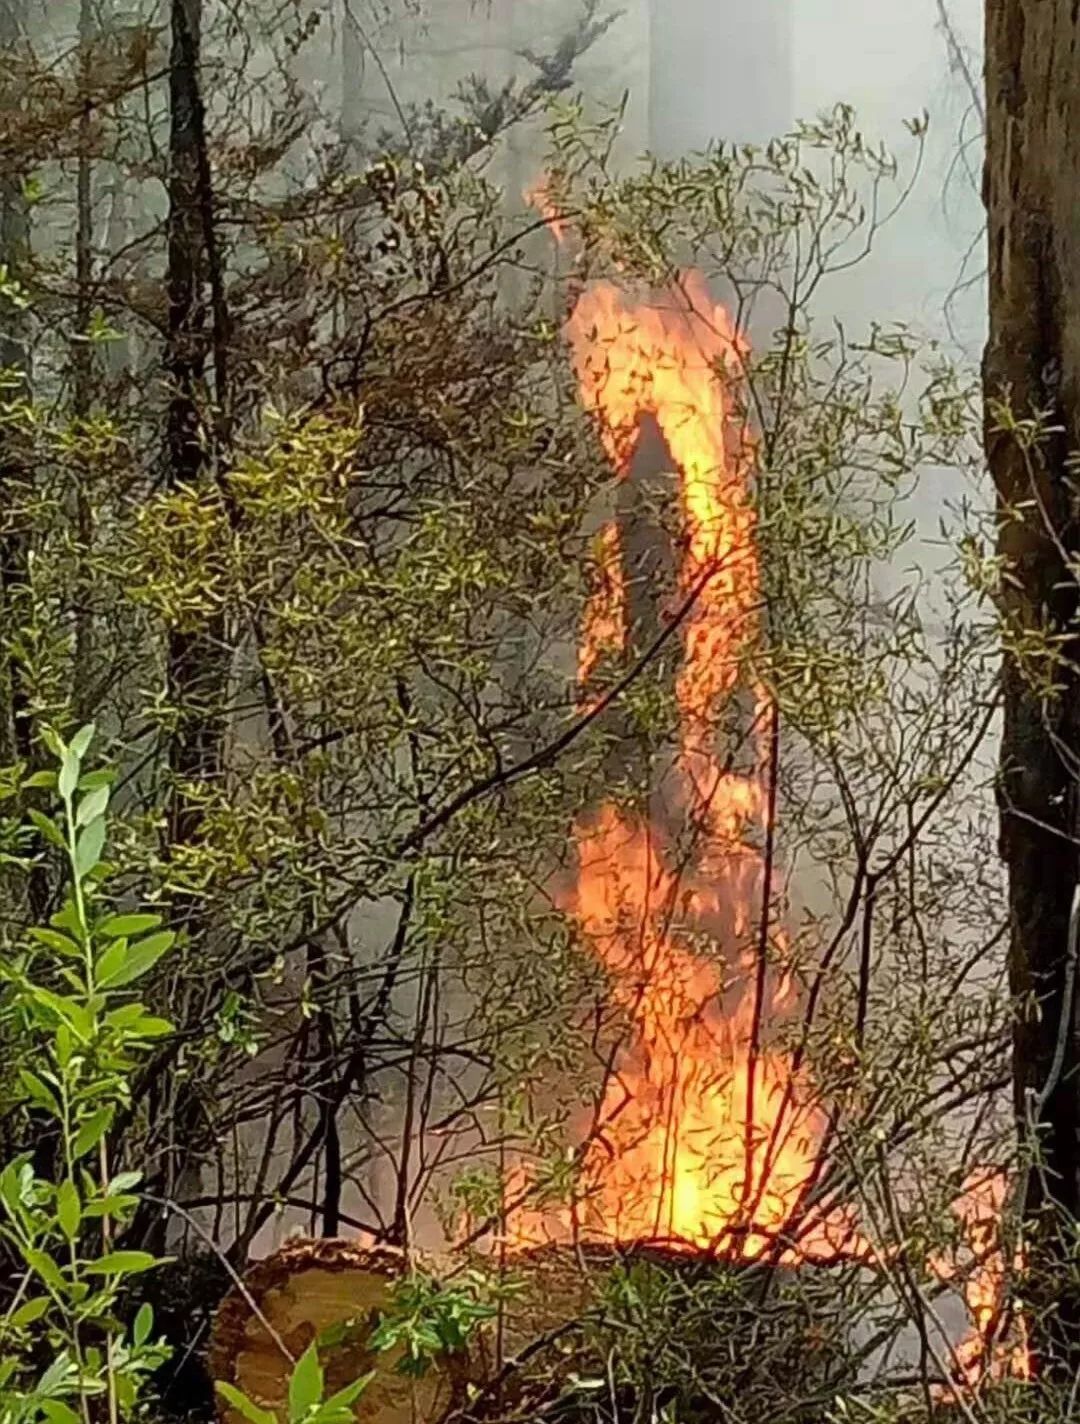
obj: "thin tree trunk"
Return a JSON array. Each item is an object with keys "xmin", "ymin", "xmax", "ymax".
[
  {"xmin": 0, "ymin": 0, "xmax": 31, "ymax": 778},
  {"xmin": 71, "ymin": 0, "xmax": 95, "ymax": 717},
  {"xmin": 984, "ymin": 0, "xmax": 1080, "ymax": 1376},
  {"xmin": 0, "ymin": 0, "xmax": 50, "ymax": 923},
  {"xmin": 147, "ymin": 0, "xmax": 233, "ymax": 1253},
  {"xmin": 165, "ymin": 0, "xmax": 230, "ymax": 889}
]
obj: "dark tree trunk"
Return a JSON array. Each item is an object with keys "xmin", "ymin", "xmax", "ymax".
[
  {"xmin": 71, "ymin": 0, "xmax": 96, "ymax": 718},
  {"xmin": 164, "ymin": 0, "xmax": 231, "ymax": 905},
  {"xmin": 0, "ymin": 0, "xmax": 31, "ymax": 779},
  {"xmin": 142, "ymin": 0, "xmax": 232, "ymax": 1253},
  {"xmin": 984, "ymin": 0, "xmax": 1080, "ymax": 1376},
  {"xmin": 0, "ymin": 0, "xmax": 51, "ymax": 925}
]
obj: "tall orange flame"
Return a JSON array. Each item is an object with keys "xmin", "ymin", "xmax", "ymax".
[
  {"xmin": 505, "ymin": 269, "xmax": 861, "ymax": 1263},
  {"xmin": 503, "ymin": 188, "xmax": 1025, "ymax": 1391}
]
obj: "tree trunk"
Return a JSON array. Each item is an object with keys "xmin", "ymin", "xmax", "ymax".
[
  {"xmin": 0, "ymin": 0, "xmax": 51, "ymax": 925},
  {"xmin": 71, "ymin": 0, "xmax": 96, "ymax": 717},
  {"xmin": 142, "ymin": 0, "xmax": 233, "ymax": 1251},
  {"xmin": 164, "ymin": 0, "xmax": 233, "ymax": 920},
  {"xmin": 0, "ymin": 0, "xmax": 31, "ymax": 781},
  {"xmin": 984, "ymin": 0, "xmax": 1080, "ymax": 1376}
]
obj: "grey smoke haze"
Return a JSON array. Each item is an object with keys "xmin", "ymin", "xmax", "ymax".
[
  {"xmin": 638, "ymin": 0, "xmax": 985, "ymax": 613},
  {"xmin": 337, "ymin": 0, "xmax": 988, "ymax": 655},
  {"xmin": 353, "ymin": 2, "xmax": 985, "ymax": 356},
  {"xmin": 648, "ymin": 0, "xmax": 793, "ymax": 155},
  {"xmin": 644, "ymin": 0, "xmax": 983, "ymax": 355}
]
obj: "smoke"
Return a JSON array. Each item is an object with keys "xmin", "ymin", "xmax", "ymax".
[{"xmin": 647, "ymin": 0, "xmax": 793, "ymax": 155}]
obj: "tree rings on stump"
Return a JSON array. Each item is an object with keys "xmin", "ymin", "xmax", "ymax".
[{"xmin": 209, "ymin": 1238, "xmax": 467, "ymax": 1424}]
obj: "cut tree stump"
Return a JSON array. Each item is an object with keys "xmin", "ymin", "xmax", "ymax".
[
  {"xmin": 208, "ymin": 1239, "xmax": 469, "ymax": 1424},
  {"xmin": 209, "ymin": 1238, "xmax": 852, "ymax": 1424}
]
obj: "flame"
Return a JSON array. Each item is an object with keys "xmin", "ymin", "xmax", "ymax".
[
  {"xmin": 501, "ymin": 182, "xmax": 1028, "ymax": 1395},
  {"xmin": 565, "ymin": 803, "xmax": 854, "ymax": 1262},
  {"xmin": 523, "ymin": 176, "xmax": 570, "ymax": 244},
  {"xmin": 506, "ymin": 262, "xmax": 864, "ymax": 1264},
  {"xmin": 931, "ymin": 1169, "xmax": 1031, "ymax": 1389}
]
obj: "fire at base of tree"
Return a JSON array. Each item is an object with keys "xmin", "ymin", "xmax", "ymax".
[{"xmin": 0, "ymin": 2, "xmax": 1076, "ymax": 1422}]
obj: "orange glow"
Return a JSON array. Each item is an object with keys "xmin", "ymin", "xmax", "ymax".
[
  {"xmin": 524, "ymin": 176, "xmax": 570, "ymax": 244},
  {"xmin": 505, "ymin": 183, "xmax": 1026, "ymax": 1396},
  {"xmin": 563, "ymin": 804, "xmax": 858, "ymax": 1262},
  {"xmin": 932, "ymin": 1170, "xmax": 1030, "ymax": 1389},
  {"xmin": 564, "ymin": 275, "xmax": 763, "ymax": 819},
  {"xmin": 506, "ymin": 265, "xmax": 863, "ymax": 1264}
]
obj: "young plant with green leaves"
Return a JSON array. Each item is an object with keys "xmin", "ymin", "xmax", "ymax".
[
  {"xmin": 215, "ymin": 1343, "xmax": 371, "ymax": 1424},
  {"xmin": 0, "ymin": 725, "xmax": 174, "ymax": 1424}
]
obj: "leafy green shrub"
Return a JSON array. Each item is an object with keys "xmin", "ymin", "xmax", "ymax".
[{"xmin": 0, "ymin": 725, "xmax": 174, "ymax": 1424}]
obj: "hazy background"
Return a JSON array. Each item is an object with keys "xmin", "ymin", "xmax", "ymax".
[{"xmin": 341, "ymin": 0, "xmax": 985, "ymax": 353}]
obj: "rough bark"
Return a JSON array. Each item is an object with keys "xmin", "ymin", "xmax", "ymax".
[
  {"xmin": 984, "ymin": 0, "xmax": 1080, "ymax": 1374},
  {"xmin": 165, "ymin": 0, "xmax": 230, "ymax": 857},
  {"xmin": 163, "ymin": 0, "xmax": 242, "ymax": 923},
  {"xmin": 0, "ymin": 0, "xmax": 31, "ymax": 780},
  {"xmin": 138, "ymin": 0, "xmax": 233, "ymax": 1252}
]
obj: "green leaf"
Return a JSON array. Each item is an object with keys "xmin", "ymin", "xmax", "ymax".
[
  {"xmin": 39, "ymin": 1353, "xmax": 80, "ymax": 1396},
  {"xmin": 56, "ymin": 1179, "xmax": 81, "ymax": 1240},
  {"xmin": 82, "ymin": 1193, "xmax": 139, "ymax": 1219},
  {"xmin": 22, "ymin": 769, "xmax": 57, "ymax": 789},
  {"xmin": 50, "ymin": 900, "xmax": 81, "ymax": 935},
  {"xmin": 76, "ymin": 784, "xmax": 109, "ymax": 828},
  {"xmin": 107, "ymin": 1171, "xmax": 142, "ymax": 1193},
  {"xmin": 311, "ymin": 1409, "xmax": 362, "ymax": 1424},
  {"xmin": 73, "ymin": 1104, "xmax": 114, "ymax": 1159},
  {"xmin": 84, "ymin": 1250, "xmax": 159, "ymax": 1276},
  {"xmin": 39, "ymin": 727, "xmax": 65, "ymax": 761},
  {"xmin": 126, "ymin": 1014, "xmax": 174, "ymax": 1038},
  {"xmin": 69, "ymin": 723, "xmax": 95, "ymax": 760},
  {"xmin": 28, "ymin": 808, "xmax": 65, "ymax": 850},
  {"xmin": 10, "ymin": 1296, "xmax": 49, "ymax": 1327},
  {"xmin": 0, "ymin": 1162, "xmax": 25, "ymax": 1219},
  {"xmin": 105, "ymin": 1003, "xmax": 145, "ymax": 1028},
  {"xmin": 319, "ymin": 1375, "xmax": 372, "ymax": 1413},
  {"xmin": 77, "ymin": 769, "xmax": 113, "ymax": 791},
  {"xmin": 54, "ymin": 1024, "xmax": 73, "ymax": 1068},
  {"xmin": 288, "ymin": 1343, "xmax": 323, "ymax": 1423},
  {"xmin": 23, "ymin": 1247, "xmax": 65, "ymax": 1291},
  {"xmin": 98, "ymin": 913, "xmax": 161, "ymax": 939},
  {"xmin": 133, "ymin": 1301, "xmax": 154, "ymax": 1346},
  {"xmin": 40, "ymin": 1402, "xmax": 81, "ymax": 1424},
  {"xmin": 26, "ymin": 987, "xmax": 91, "ymax": 1041},
  {"xmin": 94, "ymin": 938, "xmax": 127, "ymax": 987},
  {"xmin": 314, "ymin": 1322, "xmax": 351, "ymax": 1351},
  {"xmin": 216, "ymin": 1382, "xmax": 280, "ymax": 1424},
  {"xmin": 74, "ymin": 816, "xmax": 106, "ymax": 878},
  {"xmin": 100, "ymin": 931, "xmax": 174, "ymax": 988},
  {"xmin": 58, "ymin": 751, "xmax": 80, "ymax": 803},
  {"xmin": 18, "ymin": 1068, "xmax": 60, "ymax": 1115},
  {"xmin": 27, "ymin": 927, "xmax": 82, "ymax": 957}
]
